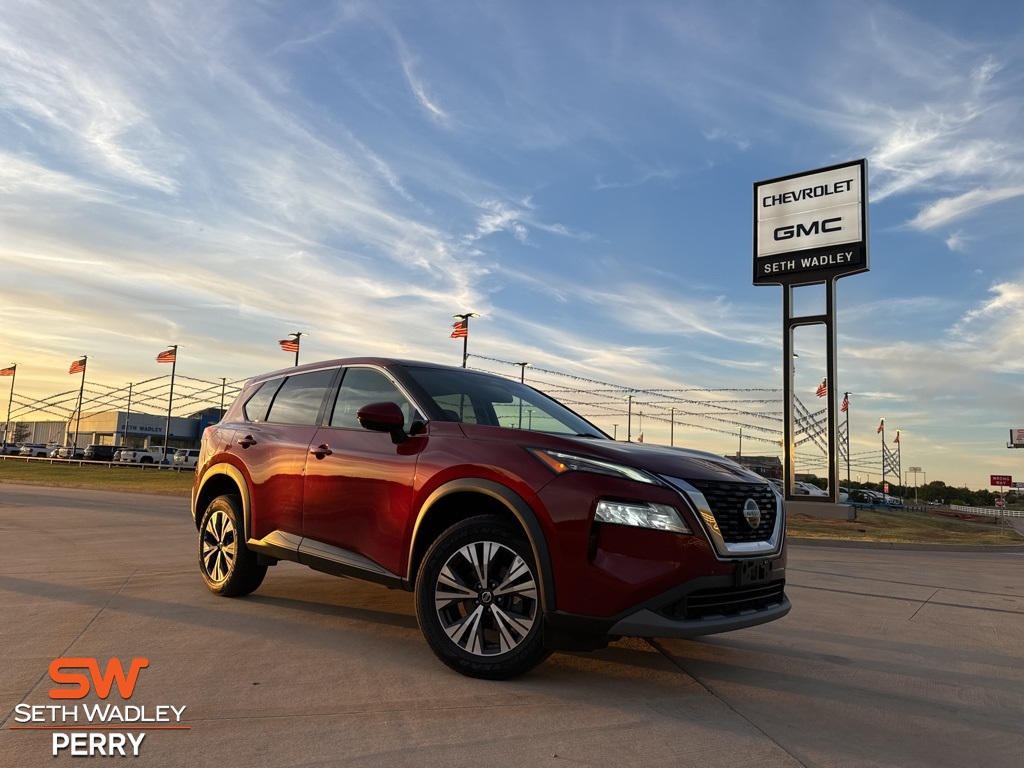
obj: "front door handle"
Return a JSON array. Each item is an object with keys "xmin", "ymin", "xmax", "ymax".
[
  {"xmin": 237, "ymin": 435, "xmax": 257, "ymax": 448},
  {"xmin": 310, "ymin": 443, "xmax": 333, "ymax": 459}
]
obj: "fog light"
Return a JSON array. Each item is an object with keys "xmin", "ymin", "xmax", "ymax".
[{"xmin": 594, "ymin": 500, "xmax": 691, "ymax": 533}]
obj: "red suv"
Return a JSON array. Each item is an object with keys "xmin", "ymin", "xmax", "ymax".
[{"xmin": 192, "ymin": 358, "xmax": 789, "ymax": 678}]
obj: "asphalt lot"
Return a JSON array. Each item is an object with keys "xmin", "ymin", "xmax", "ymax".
[{"xmin": 1, "ymin": 484, "xmax": 1022, "ymax": 768}]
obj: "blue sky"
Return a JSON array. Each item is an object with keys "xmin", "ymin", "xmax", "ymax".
[{"xmin": 2, "ymin": 0, "xmax": 1023, "ymax": 489}]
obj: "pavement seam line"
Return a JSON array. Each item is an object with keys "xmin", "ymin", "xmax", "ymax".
[
  {"xmin": 907, "ymin": 588, "xmax": 941, "ymax": 622},
  {"xmin": 790, "ymin": 583, "xmax": 1024, "ymax": 616},
  {"xmin": 646, "ymin": 639, "xmax": 811, "ymax": 768},
  {"xmin": 0, "ymin": 569, "xmax": 138, "ymax": 729}
]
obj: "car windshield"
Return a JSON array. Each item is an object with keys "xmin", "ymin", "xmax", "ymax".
[{"xmin": 404, "ymin": 366, "xmax": 606, "ymax": 437}]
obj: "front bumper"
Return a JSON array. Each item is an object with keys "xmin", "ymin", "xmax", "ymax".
[{"xmin": 544, "ymin": 569, "xmax": 789, "ymax": 647}]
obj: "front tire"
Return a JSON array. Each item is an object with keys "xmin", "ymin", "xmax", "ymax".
[
  {"xmin": 415, "ymin": 515, "xmax": 550, "ymax": 679},
  {"xmin": 198, "ymin": 494, "xmax": 266, "ymax": 597}
]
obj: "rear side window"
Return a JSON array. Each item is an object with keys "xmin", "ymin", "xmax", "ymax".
[
  {"xmin": 330, "ymin": 368, "xmax": 416, "ymax": 429},
  {"xmin": 265, "ymin": 369, "xmax": 337, "ymax": 426},
  {"xmin": 243, "ymin": 378, "xmax": 284, "ymax": 422}
]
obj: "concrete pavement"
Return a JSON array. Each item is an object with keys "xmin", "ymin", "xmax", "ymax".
[{"xmin": 1, "ymin": 484, "xmax": 1022, "ymax": 767}]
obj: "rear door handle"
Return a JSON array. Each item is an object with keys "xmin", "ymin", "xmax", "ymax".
[
  {"xmin": 310, "ymin": 443, "xmax": 333, "ymax": 459},
  {"xmin": 237, "ymin": 435, "xmax": 257, "ymax": 448}
]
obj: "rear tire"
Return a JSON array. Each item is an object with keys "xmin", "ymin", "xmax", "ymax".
[
  {"xmin": 415, "ymin": 515, "xmax": 550, "ymax": 679},
  {"xmin": 198, "ymin": 494, "xmax": 266, "ymax": 597}
]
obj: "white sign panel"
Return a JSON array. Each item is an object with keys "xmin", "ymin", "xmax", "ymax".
[
  {"xmin": 753, "ymin": 159, "xmax": 868, "ymax": 285},
  {"xmin": 1010, "ymin": 429, "xmax": 1024, "ymax": 446}
]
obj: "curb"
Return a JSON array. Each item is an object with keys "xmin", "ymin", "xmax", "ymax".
[{"xmin": 788, "ymin": 537, "xmax": 1024, "ymax": 553}]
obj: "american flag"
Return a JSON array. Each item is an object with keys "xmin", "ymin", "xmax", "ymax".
[
  {"xmin": 69, "ymin": 358, "xmax": 86, "ymax": 374},
  {"xmin": 0, "ymin": 365, "xmax": 14, "ymax": 377},
  {"xmin": 815, "ymin": 379, "xmax": 827, "ymax": 398},
  {"xmin": 279, "ymin": 338, "xmax": 299, "ymax": 353},
  {"xmin": 156, "ymin": 349, "xmax": 177, "ymax": 363},
  {"xmin": 841, "ymin": 394, "xmax": 849, "ymax": 412},
  {"xmin": 450, "ymin": 319, "xmax": 468, "ymax": 339},
  {"xmin": 877, "ymin": 419, "xmax": 884, "ymax": 434},
  {"xmin": 893, "ymin": 431, "xmax": 900, "ymax": 444}
]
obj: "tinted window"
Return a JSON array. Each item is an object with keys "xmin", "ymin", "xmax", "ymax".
[
  {"xmin": 330, "ymin": 368, "xmax": 416, "ymax": 429},
  {"xmin": 265, "ymin": 369, "xmax": 336, "ymax": 426},
  {"xmin": 243, "ymin": 379, "xmax": 283, "ymax": 422},
  {"xmin": 405, "ymin": 367, "xmax": 604, "ymax": 436}
]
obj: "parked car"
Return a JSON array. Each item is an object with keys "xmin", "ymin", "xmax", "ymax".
[
  {"xmin": 119, "ymin": 446, "xmax": 169, "ymax": 464},
  {"xmin": 18, "ymin": 443, "xmax": 50, "ymax": 457},
  {"xmin": 796, "ymin": 481, "xmax": 828, "ymax": 497},
  {"xmin": 173, "ymin": 448, "xmax": 201, "ymax": 469},
  {"xmin": 192, "ymin": 358, "xmax": 790, "ymax": 679},
  {"xmin": 49, "ymin": 445, "xmax": 66, "ymax": 458},
  {"xmin": 83, "ymin": 444, "xmax": 123, "ymax": 462},
  {"xmin": 57, "ymin": 446, "xmax": 84, "ymax": 459},
  {"xmin": 1, "ymin": 442, "xmax": 24, "ymax": 455}
]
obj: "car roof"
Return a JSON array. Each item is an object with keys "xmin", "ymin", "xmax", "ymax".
[{"xmin": 248, "ymin": 357, "xmax": 488, "ymax": 383}]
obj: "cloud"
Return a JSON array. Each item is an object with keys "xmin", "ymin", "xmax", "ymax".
[{"xmin": 909, "ymin": 187, "xmax": 1024, "ymax": 231}]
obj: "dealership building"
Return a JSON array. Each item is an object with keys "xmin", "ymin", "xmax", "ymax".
[{"xmin": 15, "ymin": 408, "xmax": 222, "ymax": 450}]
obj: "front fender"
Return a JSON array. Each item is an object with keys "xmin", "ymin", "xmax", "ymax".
[{"xmin": 407, "ymin": 478, "xmax": 556, "ymax": 611}]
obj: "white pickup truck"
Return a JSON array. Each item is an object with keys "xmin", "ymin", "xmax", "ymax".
[{"xmin": 118, "ymin": 446, "xmax": 171, "ymax": 464}]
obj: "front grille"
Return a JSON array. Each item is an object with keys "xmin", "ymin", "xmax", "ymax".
[
  {"xmin": 688, "ymin": 480, "xmax": 778, "ymax": 543},
  {"xmin": 662, "ymin": 581, "xmax": 786, "ymax": 621}
]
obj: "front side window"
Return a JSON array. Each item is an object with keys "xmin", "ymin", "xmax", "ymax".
[
  {"xmin": 264, "ymin": 369, "xmax": 337, "ymax": 426},
  {"xmin": 404, "ymin": 367, "xmax": 605, "ymax": 437},
  {"xmin": 331, "ymin": 368, "xmax": 417, "ymax": 429}
]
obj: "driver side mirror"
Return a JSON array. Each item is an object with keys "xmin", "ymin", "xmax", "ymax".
[{"xmin": 357, "ymin": 401, "xmax": 408, "ymax": 444}]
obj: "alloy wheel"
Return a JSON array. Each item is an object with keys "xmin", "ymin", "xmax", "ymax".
[{"xmin": 433, "ymin": 540, "xmax": 539, "ymax": 657}]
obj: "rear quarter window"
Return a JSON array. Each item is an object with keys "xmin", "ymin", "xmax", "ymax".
[{"xmin": 243, "ymin": 378, "xmax": 283, "ymax": 422}]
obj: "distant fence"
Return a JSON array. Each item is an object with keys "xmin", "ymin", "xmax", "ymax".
[{"xmin": 949, "ymin": 504, "xmax": 1024, "ymax": 518}]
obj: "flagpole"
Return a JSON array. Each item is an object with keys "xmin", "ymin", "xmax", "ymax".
[
  {"xmin": 162, "ymin": 345, "xmax": 178, "ymax": 465},
  {"xmin": 73, "ymin": 358, "xmax": 88, "ymax": 453},
  {"xmin": 3, "ymin": 365, "xmax": 15, "ymax": 448},
  {"xmin": 452, "ymin": 313, "xmax": 478, "ymax": 368},
  {"xmin": 295, "ymin": 334, "xmax": 301, "ymax": 367}
]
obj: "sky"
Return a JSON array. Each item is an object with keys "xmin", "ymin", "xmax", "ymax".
[{"xmin": 2, "ymin": 0, "xmax": 1023, "ymax": 490}]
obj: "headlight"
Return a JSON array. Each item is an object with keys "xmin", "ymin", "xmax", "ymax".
[
  {"xmin": 594, "ymin": 500, "xmax": 691, "ymax": 534},
  {"xmin": 529, "ymin": 449, "xmax": 660, "ymax": 485}
]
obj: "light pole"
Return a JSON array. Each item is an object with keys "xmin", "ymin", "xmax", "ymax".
[
  {"xmin": 219, "ymin": 377, "xmax": 230, "ymax": 414},
  {"xmin": 452, "ymin": 312, "xmax": 479, "ymax": 368},
  {"xmin": 623, "ymin": 394, "xmax": 634, "ymax": 442},
  {"xmin": 612, "ymin": 424, "xmax": 618, "ymax": 440},
  {"xmin": 513, "ymin": 363, "xmax": 530, "ymax": 429},
  {"xmin": 122, "ymin": 382, "xmax": 133, "ymax": 446},
  {"xmin": 669, "ymin": 407, "xmax": 676, "ymax": 447}
]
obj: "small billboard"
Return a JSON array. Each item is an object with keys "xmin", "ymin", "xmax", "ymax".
[{"xmin": 1010, "ymin": 429, "xmax": 1024, "ymax": 446}]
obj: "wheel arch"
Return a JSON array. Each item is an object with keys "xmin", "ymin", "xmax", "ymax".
[
  {"xmin": 193, "ymin": 463, "xmax": 252, "ymax": 537},
  {"xmin": 407, "ymin": 478, "xmax": 555, "ymax": 611}
]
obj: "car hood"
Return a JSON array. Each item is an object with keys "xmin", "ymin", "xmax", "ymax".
[{"xmin": 556, "ymin": 436, "xmax": 767, "ymax": 485}]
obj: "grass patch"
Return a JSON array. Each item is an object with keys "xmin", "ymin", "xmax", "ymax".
[
  {"xmin": 788, "ymin": 507, "xmax": 1023, "ymax": 546},
  {"xmin": 0, "ymin": 458, "xmax": 192, "ymax": 496}
]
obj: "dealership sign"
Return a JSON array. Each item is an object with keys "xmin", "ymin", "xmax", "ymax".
[
  {"xmin": 1010, "ymin": 429, "xmax": 1024, "ymax": 447},
  {"xmin": 753, "ymin": 159, "xmax": 869, "ymax": 285}
]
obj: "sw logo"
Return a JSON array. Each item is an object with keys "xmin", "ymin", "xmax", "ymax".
[
  {"xmin": 14, "ymin": 656, "xmax": 188, "ymax": 758},
  {"xmin": 48, "ymin": 657, "xmax": 150, "ymax": 699}
]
